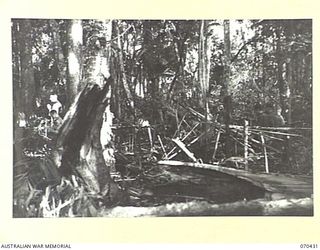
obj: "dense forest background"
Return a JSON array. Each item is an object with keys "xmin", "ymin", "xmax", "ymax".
[{"xmin": 12, "ymin": 19, "xmax": 312, "ymax": 217}]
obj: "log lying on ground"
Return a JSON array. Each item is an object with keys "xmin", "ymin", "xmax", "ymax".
[
  {"xmin": 99, "ymin": 197, "xmax": 313, "ymax": 217},
  {"xmin": 157, "ymin": 160, "xmax": 313, "ymax": 199}
]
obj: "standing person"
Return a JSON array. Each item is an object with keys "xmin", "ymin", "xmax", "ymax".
[{"xmin": 47, "ymin": 94, "xmax": 62, "ymax": 115}]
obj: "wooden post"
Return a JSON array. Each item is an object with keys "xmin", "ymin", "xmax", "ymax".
[
  {"xmin": 136, "ymin": 127, "xmax": 142, "ymax": 169},
  {"xmin": 260, "ymin": 133, "xmax": 269, "ymax": 173},
  {"xmin": 244, "ymin": 120, "xmax": 249, "ymax": 171},
  {"xmin": 173, "ymin": 113, "xmax": 186, "ymax": 138},
  {"xmin": 175, "ymin": 109, "xmax": 180, "ymax": 134},
  {"xmin": 166, "ymin": 122, "xmax": 200, "ymax": 158},
  {"xmin": 212, "ymin": 129, "xmax": 221, "ymax": 162},
  {"xmin": 157, "ymin": 135, "xmax": 167, "ymax": 159},
  {"xmin": 147, "ymin": 127, "xmax": 153, "ymax": 149}
]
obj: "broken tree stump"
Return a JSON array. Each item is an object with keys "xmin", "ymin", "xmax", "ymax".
[{"xmin": 55, "ymin": 78, "xmax": 122, "ymax": 202}]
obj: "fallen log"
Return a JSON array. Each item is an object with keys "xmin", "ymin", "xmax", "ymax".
[{"xmin": 157, "ymin": 160, "xmax": 313, "ymax": 200}]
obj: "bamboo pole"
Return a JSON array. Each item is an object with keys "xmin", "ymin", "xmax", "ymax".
[
  {"xmin": 249, "ymin": 128, "xmax": 302, "ymax": 137},
  {"xmin": 244, "ymin": 120, "xmax": 249, "ymax": 171},
  {"xmin": 229, "ymin": 134, "xmax": 257, "ymax": 155},
  {"xmin": 214, "ymin": 126, "xmax": 257, "ymax": 155},
  {"xmin": 173, "ymin": 113, "xmax": 186, "ymax": 138},
  {"xmin": 249, "ymin": 130, "xmax": 285, "ymax": 141},
  {"xmin": 175, "ymin": 109, "xmax": 180, "ymax": 132},
  {"xmin": 212, "ymin": 129, "xmax": 221, "ymax": 161},
  {"xmin": 232, "ymin": 128, "xmax": 282, "ymax": 154},
  {"xmin": 250, "ymin": 126, "xmax": 311, "ymax": 130},
  {"xmin": 260, "ymin": 133, "xmax": 269, "ymax": 173},
  {"xmin": 230, "ymin": 124, "xmax": 311, "ymax": 131},
  {"xmin": 167, "ymin": 131, "xmax": 206, "ymax": 160},
  {"xmin": 157, "ymin": 135, "xmax": 167, "ymax": 159},
  {"xmin": 147, "ymin": 127, "xmax": 153, "ymax": 149},
  {"xmin": 181, "ymin": 122, "xmax": 200, "ymax": 141},
  {"xmin": 166, "ymin": 122, "xmax": 200, "ymax": 157},
  {"xmin": 182, "ymin": 119, "xmax": 198, "ymax": 136},
  {"xmin": 171, "ymin": 138, "xmax": 198, "ymax": 162}
]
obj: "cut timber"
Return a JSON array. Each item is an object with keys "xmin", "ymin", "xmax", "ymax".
[
  {"xmin": 157, "ymin": 160, "xmax": 313, "ymax": 200},
  {"xmin": 171, "ymin": 138, "xmax": 198, "ymax": 162}
]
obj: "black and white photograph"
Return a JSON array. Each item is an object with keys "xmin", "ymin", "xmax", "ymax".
[{"xmin": 12, "ymin": 19, "xmax": 313, "ymax": 218}]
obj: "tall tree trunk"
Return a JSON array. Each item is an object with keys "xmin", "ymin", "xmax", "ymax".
[
  {"xmin": 223, "ymin": 20, "xmax": 232, "ymax": 158},
  {"xmin": 66, "ymin": 20, "xmax": 83, "ymax": 106},
  {"xmin": 56, "ymin": 20, "xmax": 121, "ymax": 202},
  {"xmin": 12, "ymin": 20, "xmax": 23, "ymax": 162},
  {"xmin": 276, "ymin": 30, "xmax": 286, "ymax": 119},
  {"xmin": 198, "ymin": 20, "xmax": 212, "ymax": 161},
  {"xmin": 198, "ymin": 20, "xmax": 210, "ymax": 111},
  {"xmin": 111, "ymin": 53, "xmax": 122, "ymax": 120},
  {"xmin": 286, "ymin": 59, "xmax": 293, "ymax": 125},
  {"xmin": 49, "ymin": 20, "xmax": 65, "ymax": 86},
  {"xmin": 18, "ymin": 19, "xmax": 36, "ymax": 117},
  {"xmin": 285, "ymin": 21, "xmax": 294, "ymax": 126},
  {"xmin": 115, "ymin": 20, "xmax": 135, "ymax": 115},
  {"xmin": 12, "ymin": 19, "xmax": 36, "ymax": 163},
  {"xmin": 142, "ymin": 20, "xmax": 161, "ymax": 124}
]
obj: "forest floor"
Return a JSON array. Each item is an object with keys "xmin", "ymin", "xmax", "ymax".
[{"xmin": 13, "ymin": 155, "xmax": 313, "ymax": 217}]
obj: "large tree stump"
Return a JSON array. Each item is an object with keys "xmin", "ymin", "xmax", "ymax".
[{"xmin": 55, "ymin": 77, "xmax": 121, "ymax": 202}]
